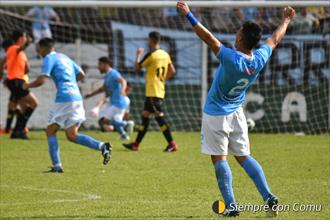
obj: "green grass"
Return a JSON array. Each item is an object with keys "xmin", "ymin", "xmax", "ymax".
[{"xmin": 0, "ymin": 132, "xmax": 329, "ymax": 219}]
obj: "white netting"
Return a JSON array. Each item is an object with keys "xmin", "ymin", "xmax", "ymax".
[{"xmin": 0, "ymin": 1, "xmax": 329, "ymax": 133}]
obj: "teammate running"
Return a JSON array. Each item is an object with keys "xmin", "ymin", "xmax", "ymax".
[{"xmin": 23, "ymin": 38, "xmax": 112, "ymax": 172}]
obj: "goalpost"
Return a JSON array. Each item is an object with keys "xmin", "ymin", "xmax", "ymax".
[{"xmin": 0, "ymin": 1, "xmax": 329, "ymax": 134}]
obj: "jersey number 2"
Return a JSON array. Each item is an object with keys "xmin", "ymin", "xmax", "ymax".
[
  {"xmin": 156, "ymin": 67, "xmax": 166, "ymax": 82},
  {"xmin": 228, "ymin": 78, "xmax": 249, "ymax": 95}
]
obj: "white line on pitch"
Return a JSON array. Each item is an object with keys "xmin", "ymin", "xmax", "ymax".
[{"xmin": 0, "ymin": 185, "xmax": 100, "ymax": 206}]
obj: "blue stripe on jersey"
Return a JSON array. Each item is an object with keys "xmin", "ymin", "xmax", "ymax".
[
  {"xmin": 104, "ymin": 68, "xmax": 129, "ymax": 109},
  {"xmin": 204, "ymin": 44, "xmax": 272, "ymax": 115},
  {"xmin": 42, "ymin": 52, "xmax": 82, "ymax": 103}
]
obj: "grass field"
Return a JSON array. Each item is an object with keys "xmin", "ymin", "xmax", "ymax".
[{"xmin": 0, "ymin": 131, "xmax": 329, "ymax": 219}]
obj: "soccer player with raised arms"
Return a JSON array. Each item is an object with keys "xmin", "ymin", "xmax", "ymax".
[
  {"xmin": 23, "ymin": 38, "xmax": 112, "ymax": 173},
  {"xmin": 177, "ymin": 1, "xmax": 295, "ymax": 217},
  {"xmin": 123, "ymin": 31, "xmax": 178, "ymax": 152}
]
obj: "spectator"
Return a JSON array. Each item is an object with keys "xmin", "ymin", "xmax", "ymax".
[
  {"xmin": 209, "ymin": 8, "xmax": 233, "ymax": 32},
  {"xmin": 307, "ymin": 7, "xmax": 329, "ymax": 33},
  {"xmin": 243, "ymin": 7, "xmax": 258, "ymax": 22},
  {"xmin": 291, "ymin": 7, "xmax": 319, "ymax": 34},
  {"xmin": 26, "ymin": 6, "xmax": 60, "ymax": 43},
  {"xmin": 228, "ymin": 8, "xmax": 245, "ymax": 32},
  {"xmin": 256, "ymin": 8, "xmax": 273, "ymax": 34}
]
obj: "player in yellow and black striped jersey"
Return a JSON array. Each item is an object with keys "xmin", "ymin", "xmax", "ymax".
[{"xmin": 123, "ymin": 31, "xmax": 178, "ymax": 152}]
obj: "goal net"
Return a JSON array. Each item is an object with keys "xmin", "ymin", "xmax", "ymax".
[{"xmin": 0, "ymin": 1, "xmax": 329, "ymax": 134}]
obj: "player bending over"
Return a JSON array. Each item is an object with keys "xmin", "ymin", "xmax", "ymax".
[
  {"xmin": 23, "ymin": 38, "xmax": 112, "ymax": 173},
  {"xmin": 85, "ymin": 57, "xmax": 134, "ymax": 140},
  {"xmin": 123, "ymin": 31, "xmax": 177, "ymax": 152},
  {"xmin": 177, "ymin": 1, "xmax": 295, "ymax": 217},
  {"xmin": 90, "ymin": 82, "xmax": 134, "ymax": 134}
]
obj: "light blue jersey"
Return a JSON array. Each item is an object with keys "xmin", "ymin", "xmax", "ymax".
[
  {"xmin": 104, "ymin": 69, "xmax": 129, "ymax": 109},
  {"xmin": 204, "ymin": 44, "xmax": 272, "ymax": 115},
  {"xmin": 27, "ymin": 6, "xmax": 57, "ymax": 31},
  {"xmin": 42, "ymin": 52, "xmax": 82, "ymax": 103}
]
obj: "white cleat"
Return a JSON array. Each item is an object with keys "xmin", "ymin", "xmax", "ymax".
[{"xmin": 120, "ymin": 134, "xmax": 130, "ymax": 141}]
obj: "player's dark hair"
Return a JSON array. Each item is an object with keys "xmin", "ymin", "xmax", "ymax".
[
  {"xmin": 127, "ymin": 82, "xmax": 132, "ymax": 88},
  {"xmin": 98, "ymin": 57, "xmax": 112, "ymax": 66},
  {"xmin": 2, "ymin": 39, "xmax": 14, "ymax": 50},
  {"xmin": 12, "ymin": 30, "xmax": 26, "ymax": 42},
  {"xmin": 241, "ymin": 21, "xmax": 262, "ymax": 50},
  {"xmin": 149, "ymin": 31, "xmax": 161, "ymax": 43},
  {"xmin": 38, "ymin": 38, "xmax": 55, "ymax": 51}
]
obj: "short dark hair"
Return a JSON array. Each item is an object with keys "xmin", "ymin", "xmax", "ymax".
[
  {"xmin": 2, "ymin": 39, "xmax": 14, "ymax": 50},
  {"xmin": 98, "ymin": 56, "xmax": 112, "ymax": 66},
  {"xmin": 149, "ymin": 31, "xmax": 161, "ymax": 43},
  {"xmin": 241, "ymin": 21, "xmax": 262, "ymax": 50},
  {"xmin": 12, "ymin": 30, "xmax": 26, "ymax": 42},
  {"xmin": 127, "ymin": 82, "xmax": 132, "ymax": 88},
  {"xmin": 38, "ymin": 38, "xmax": 55, "ymax": 51}
]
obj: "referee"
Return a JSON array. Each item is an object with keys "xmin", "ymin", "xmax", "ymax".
[{"xmin": 0, "ymin": 30, "xmax": 38, "ymax": 139}]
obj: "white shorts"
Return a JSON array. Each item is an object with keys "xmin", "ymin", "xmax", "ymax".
[
  {"xmin": 98, "ymin": 103, "xmax": 126, "ymax": 121},
  {"xmin": 48, "ymin": 101, "xmax": 86, "ymax": 129},
  {"xmin": 33, "ymin": 28, "xmax": 52, "ymax": 43},
  {"xmin": 201, "ymin": 107, "xmax": 250, "ymax": 156}
]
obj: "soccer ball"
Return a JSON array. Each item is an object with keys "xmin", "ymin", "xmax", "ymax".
[{"xmin": 246, "ymin": 118, "xmax": 256, "ymax": 130}]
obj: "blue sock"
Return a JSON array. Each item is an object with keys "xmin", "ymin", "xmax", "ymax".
[
  {"xmin": 242, "ymin": 156, "xmax": 271, "ymax": 201},
  {"xmin": 75, "ymin": 133, "xmax": 102, "ymax": 151},
  {"xmin": 47, "ymin": 136, "xmax": 61, "ymax": 167},
  {"xmin": 111, "ymin": 119, "xmax": 127, "ymax": 137},
  {"xmin": 214, "ymin": 160, "xmax": 236, "ymax": 208}
]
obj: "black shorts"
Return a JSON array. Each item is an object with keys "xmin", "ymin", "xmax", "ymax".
[
  {"xmin": 144, "ymin": 97, "xmax": 164, "ymax": 113},
  {"xmin": 6, "ymin": 79, "xmax": 30, "ymax": 101},
  {"xmin": 2, "ymin": 79, "xmax": 15, "ymax": 102}
]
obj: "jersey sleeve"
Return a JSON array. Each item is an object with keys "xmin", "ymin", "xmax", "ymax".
[
  {"xmin": 139, "ymin": 52, "xmax": 152, "ymax": 67},
  {"xmin": 48, "ymin": 7, "xmax": 58, "ymax": 18},
  {"xmin": 41, "ymin": 56, "xmax": 55, "ymax": 77},
  {"xmin": 110, "ymin": 70, "xmax": 121, "ymax": 81},
  {"xmin": 254, "ymin": 44, "xmax": 272, "ymax": 66},
  {"xmin": 72, "ymin": 60, "xmax": 82, "ymax": 75},
  {"xmin": 216, "ymin": 45, "xmax": 236, "ymax": 64},
  {"xmin": 26, "ymin": 7, "xmax": 36, "ymax": 17}
]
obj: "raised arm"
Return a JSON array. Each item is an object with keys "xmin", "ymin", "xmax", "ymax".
[
  {"xmin": 135, "ymin": 48, "xmax": 144, "ymax": 72},
  {"xmin": 177, "ymin": 1, "xmax": 221, "ymax": 54},
  {"xmin": 266, "ymin": 7, "xmax": 295, "ymax": 50}
]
